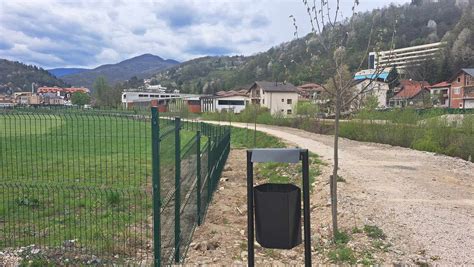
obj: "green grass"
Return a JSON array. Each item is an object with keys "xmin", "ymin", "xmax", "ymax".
[
  {"xmin": 364, "ymin": 225, "xmax": 386, "ymax": 240},
  {"xmin": 229, "ymin": 126, "xmax": 285, "ymax": 148},
  {"xmin": 328, "ymin": 246, "xmax": 356, "ymax": 264},
  {"xmin": 0, "ymin": 113, "xmax": 203, "ymax": 256},
  {"xmin": 334, "ymin": 231, "xmax": 350, "ymax": 245}
]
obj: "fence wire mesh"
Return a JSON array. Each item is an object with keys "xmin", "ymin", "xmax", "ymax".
[
  {"xmin": 0, "ymin": 109, "xmax": 153, "ymax": 264},
  {"xmin": 0, "ymin": 107, "xmax": 231, "ymax": 266}
]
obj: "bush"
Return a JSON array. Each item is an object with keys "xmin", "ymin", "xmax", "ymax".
[
  {"xmin": 328, "ymin": 246, "xmax": 356, "ymax": 263},
  {"xmin": 363, "ymin": 225, "xmax": 386, "ymax": 240}
]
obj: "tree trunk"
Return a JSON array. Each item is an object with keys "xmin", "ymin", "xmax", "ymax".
[{"xmin": 331, "ymin": 96, "xmax": 340, "ymax": 238}]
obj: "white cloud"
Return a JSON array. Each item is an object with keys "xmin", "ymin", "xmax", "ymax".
[{"xmin": 0, "ymin": 0, "xmax": 410, "ymax": 69}]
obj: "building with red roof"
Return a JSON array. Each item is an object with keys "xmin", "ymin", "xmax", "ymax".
[
  {"xmin": 448, "ymin": 68, "xmax": 474, "ymax": 109},
  {"xmin": 389, "ymin": 80, "xmax": 430, "ymax": 108}
]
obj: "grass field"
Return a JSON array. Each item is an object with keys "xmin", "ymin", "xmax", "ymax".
[
  {"xmin": 0, "ymin": 112, "xmax": 286, "ymax": 261},
  {"xmin": 0, "ymin": 114, "xmax": 197, "ymax": 257}
]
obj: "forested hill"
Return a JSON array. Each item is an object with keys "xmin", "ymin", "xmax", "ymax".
[
  {"xmin": 61, "ymin": 54, "xmax": 179, "ymax": 88},
  {"xmin": 154, "ymin": 0, "xmax": 473, "ymax": 94},
  {"xmin": 0, "ymin": 59, "xmax": 68, "ymax": 94}
]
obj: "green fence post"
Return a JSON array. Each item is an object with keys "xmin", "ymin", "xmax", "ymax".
[
  {"xmin": 207, "ymin": 131, "xmax": 212, "ymax": 204},
  {"xmin": 174, "ymin": 117, "xmax": 181, "ymax": 263},
  {"xmin": 196, "ymin": 131, "xmax": 202, "ymax": 225},
  {"xmin": 151, "ymin": 107, "xmax": 161, "ymax": 267}
]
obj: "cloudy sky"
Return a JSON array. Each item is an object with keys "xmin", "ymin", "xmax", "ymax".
[{"xmin": 0, "ymin": 0, "xmax": 409, "ymax": 69}]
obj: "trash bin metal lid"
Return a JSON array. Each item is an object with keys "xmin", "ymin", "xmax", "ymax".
[{"xmin": 250, "ymin": 148, "xmax": 301, "ymax": 163}]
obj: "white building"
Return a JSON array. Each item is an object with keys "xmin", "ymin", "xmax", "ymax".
[
  {"xmin": 121, "ymin": 89, "xmax": 181, "ymax": 109},
  {"xmin": 200, "ymin": 90, "xmax": 250, "ymax": 113},
  {"xmin": 352, "ymin": 79, "xmax": 390, "ymax": 109},
  {"xmin": 249, "ymin": 81, "xmax": 299, "ymax": 115},
  {"xmin": 368, "ymin": 42, "xmax": 445, "ymax": 70}
]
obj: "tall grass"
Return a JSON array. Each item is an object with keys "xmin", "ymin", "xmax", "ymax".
[
  {"xmin": 340, "ymin": 112, "xmax": 474, "ymax": 161},
  {"xmin": 202, "ymin": 106, "xmax": 474, "ymax": 162}
]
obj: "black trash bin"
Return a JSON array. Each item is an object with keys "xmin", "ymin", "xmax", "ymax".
[{"xmin": 254, "ymin": 183, "xmax": 302, "ymax": 249}]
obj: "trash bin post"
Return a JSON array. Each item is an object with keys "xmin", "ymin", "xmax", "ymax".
[
  {"xmin": 301, "ymin": 149, "xmax": 312, "ymax": 267},
  {"xmin": 247, "ymin": 148, "xmax": 312, "ymax": 266},
  {"xmin": 246, "ymin": 150, "xmax": 255, "ymax": 267}
]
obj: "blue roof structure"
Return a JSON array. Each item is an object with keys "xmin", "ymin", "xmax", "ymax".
[{"xmin": 354, "ymin": 72, "xmax": 389, "ymax": 81}]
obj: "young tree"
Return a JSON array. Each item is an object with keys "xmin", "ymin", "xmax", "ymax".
[
  {"xmin": 93, "ymin": 76, "xmax": 120, "ymax": 107},
  {"xmin": 292, "ymin": 0, "xmax": 394, "ymax": 239},
  {"xmin": 93, "ymin": 76, "xmax": 110, "ymax": 107},
  {"xmin": 71, "ymin": 92, "xmax": 91, "ymax": 106}
]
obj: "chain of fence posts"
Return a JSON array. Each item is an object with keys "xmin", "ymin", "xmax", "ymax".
[{"xmin": 151, "ymin": 107, "xmax": 231, "ymax": 266}]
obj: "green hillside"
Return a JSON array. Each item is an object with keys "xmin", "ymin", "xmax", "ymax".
[
  {"xmin": 0, "ymin": 59, "xmax": 68, "ymax": 94},
  {"xmin": 154, "ymin": 0, "xmax": 473, "ymax": 93}
]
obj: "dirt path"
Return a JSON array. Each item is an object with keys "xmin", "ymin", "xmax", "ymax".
[{"xmin": 188, "ymin": 122, "xmax": 474, "ymax": 265}]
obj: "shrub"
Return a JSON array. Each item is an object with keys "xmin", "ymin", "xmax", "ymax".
[
  {"xmin": 334, "ymin": 230, "xmax": 350, "ymax": 244},
  {"xmin": 363, "ymin": 225, "xmax": 386, "ymax": 240},
  {"xmin": 328, "ymin": 246, "xmax": 356, "ymax": 263}
]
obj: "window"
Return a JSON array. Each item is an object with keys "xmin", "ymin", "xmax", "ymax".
[
  {"xmin": 287, "ymin": 109, "xmax": 292, "ymax": 115},
  {"xmin": 454, "ymin": 88, "xmax": 460, "ymax": 94},
  {"xmin": 287, "ymin": 99, "xmax": 292, "ymax": 104},
  {"xmin": 262, "ymin": 99, "xmax": 265, "ymax": 104},
  {"xmin": 281, "ymin": 99, "xmax": 284, "ymax": 102},
  {"xmin": 467, "ymin": 75, "xmax": 471, "ymax": 85},
  {"xmin": 457, "ymin": 77, "xmax": 461, "ymax": 83},
  {"xmin": 217, "ymin": 100, "xmax": 245, "ymax": 106},
  {"xmin": 460, "ymin": 103, "xmax": 463, "ymax": 108},
  {"xmin": 123, "ymin": 94, "xmax": 126, "ymax": 99}
]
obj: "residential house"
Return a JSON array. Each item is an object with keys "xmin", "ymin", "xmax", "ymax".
[
  {"xmin": 0, "ymin": 94, "xmax": 14, "ymax": 107},
  {"xmin": 389, "ymin": 80, "xmax": 430, "ymax": 108},
  {"xmin": 449, "ymin": 68, "xmax": 474, "ymax": 109},
  {"xmin": 428, "ymin": 81, "xmax": 450, "ymax": 108},
  {"xmin": 249, "ymin": 81, "xmax": 299, "ymax": 115},
  {"xmin": 297, "ymin": 83, "xmax": 324, "ymax": 101}
]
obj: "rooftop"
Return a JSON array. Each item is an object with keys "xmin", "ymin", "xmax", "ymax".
[
  {"xmin": 251, "ymin": 81, "xmax": 298, "ymax": 92},
  {"xmin": 392, "ymin": 80, "xmax": 429, "ymax": 100}
]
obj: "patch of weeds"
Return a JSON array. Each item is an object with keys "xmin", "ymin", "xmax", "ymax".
[
  {"xmin": 16, "ymin": 196, "xmax": 40, "ymax": 208},
  {"xmin": 106, "ymin": 191, "xmax": 121, "ymax": 206},
  {"xmin": 336, "ymin": 175, "xmax": 346, "ymax": 182},
  {"xmin": 351, "ymin": 226, "xmax": 363, "ymax": 234},
  {"xmin": 239, "ymin": 241, "xmax": 247, "ymax": 250},
  {"xmin": 364, "ymin": 224, "xmax": 386, "ymax": 239},
  {"xmin": 223, "ymin": 218, "xmax": 229, "ymax": 225},
  {"xmin": 359, "ymin": 250, "xmax": 376, "ymax": 266},
  {"xmin": 263, "ymin": 248, "xmax": 279, "ymax": 258},
  {"xmin": 334, "ymin": 230, "xmax": 350, "ymax": 245},
  {"xmin": 20, "ymin": 258, "xmax": 54, "ymax": 267},
  {"xmin": 328, "ymin": 246, "xmax": 356, "ymax": 264},
  {"xmin": 372, "ymin": 240, "xmax": 391, "ymax": 252}
]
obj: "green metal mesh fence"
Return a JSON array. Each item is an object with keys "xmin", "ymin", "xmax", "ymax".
[
  {"xmin": 0, "ymin": 110, "xmax": 153, "ymax": 264},
  {"xmin": 0, "ymin": 107, "xmax": 231, "ymax": 266}
]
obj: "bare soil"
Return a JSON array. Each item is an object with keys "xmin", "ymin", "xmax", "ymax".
[{"xmin": 186, "ymin": 122, "xmax": 474, "ymax": 265}]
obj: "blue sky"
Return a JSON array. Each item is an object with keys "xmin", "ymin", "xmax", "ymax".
[{"xmin": 0, "ymin": 0, "xmax": 410, "ymax": 69}]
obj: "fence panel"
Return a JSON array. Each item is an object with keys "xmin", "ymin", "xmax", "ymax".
[
  {"xmin": 0, "ymin": 110, "xmax": 152, "ymax": 264},
  {"xmin": 0, "ymin": 108, "xmax": 231, "ymax": 266}
]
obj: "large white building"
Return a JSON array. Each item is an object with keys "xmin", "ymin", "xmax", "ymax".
[
  {"xmin": 200, "ymin": 90, "xmax": 250, "ymax": 113},
  {"xmin": 121, "ymin": 89, "xmax": 182, "ymax": 109},
  {"xmin": 368, "ymin": 42, "xmax": 445, "ymax": 70}
]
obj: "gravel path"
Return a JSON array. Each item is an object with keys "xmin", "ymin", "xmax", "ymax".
[{"xmin": 199, "ymin": 121, "xmax": 474, "ymax": 265}]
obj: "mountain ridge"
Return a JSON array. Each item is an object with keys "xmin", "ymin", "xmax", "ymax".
[{"xmin": 61, "ymin": 53, "xmax": 179, "ymax": 88}]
